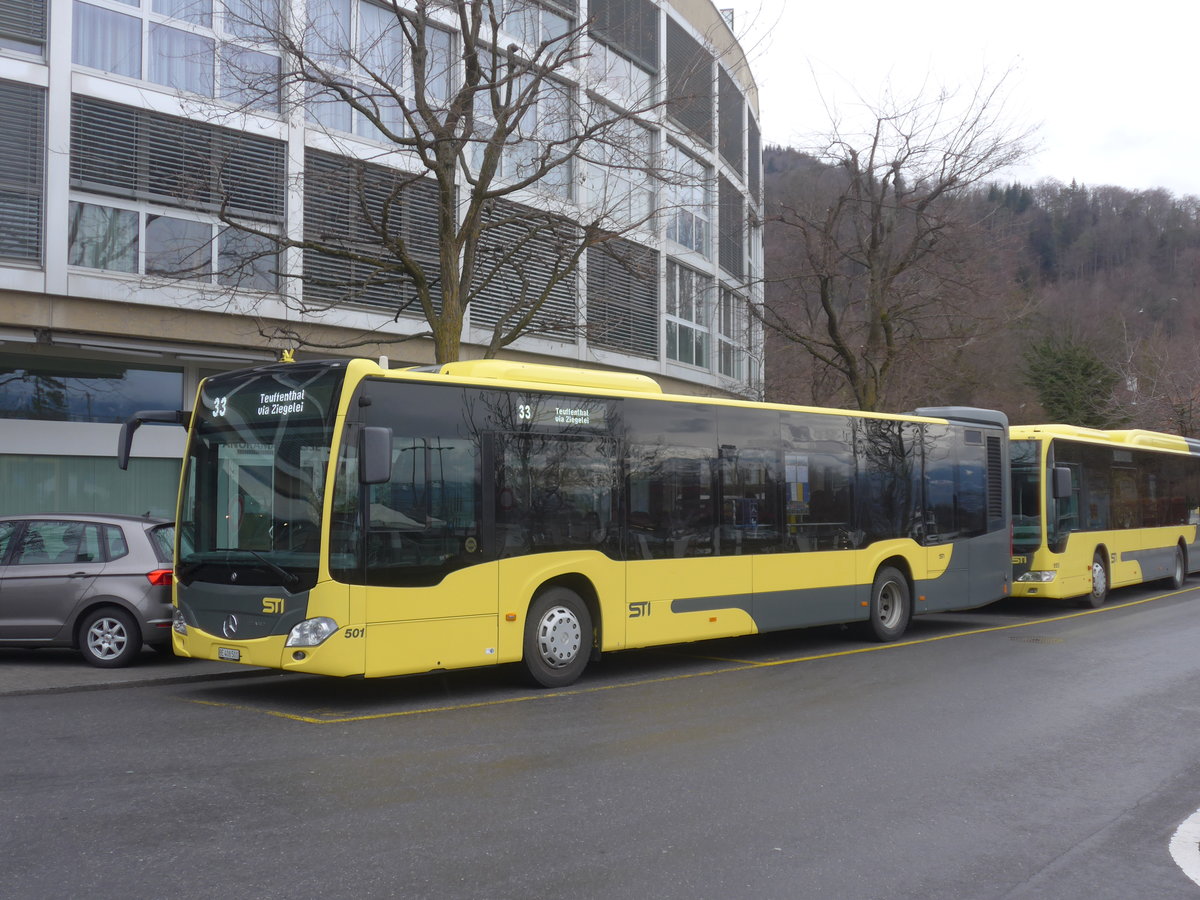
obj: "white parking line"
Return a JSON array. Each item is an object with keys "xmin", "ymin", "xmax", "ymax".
[{"xmin": 1170, "ymin": 809, "xmax": 1200, "ymax": 888}]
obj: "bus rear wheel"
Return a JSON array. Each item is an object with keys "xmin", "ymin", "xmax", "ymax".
[
  {"xmin": 1166, "ymin": 546, "xmax": 1187, "ymax": 590},
  {"xmin": 1080, "ymin": 552, "xmax": 1108, "ymax": 609},
  {"xmin": 864, "ymin": 567, "xmax": 911, "ymax": 642},
  {"xmin": 522, "ymin": 587, "xmax": 592, "ymax": 688}
]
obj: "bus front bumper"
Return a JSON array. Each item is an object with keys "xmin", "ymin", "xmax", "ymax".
[{"xmin": 173, "ymin": 622, "xmax": 366, "ymax": 676}]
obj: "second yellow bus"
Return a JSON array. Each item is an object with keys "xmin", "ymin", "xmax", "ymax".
[{"xmin": 1011, "ymin": 424, "xmax": 1200, "ymax": 607}]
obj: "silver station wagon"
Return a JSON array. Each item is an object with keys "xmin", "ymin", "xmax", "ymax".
[{"xmin": 0, "ymin": 514, "xmax": 174, "ymax": 667}]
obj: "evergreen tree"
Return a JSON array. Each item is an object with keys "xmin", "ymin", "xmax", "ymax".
[{"xmin": 1022, "ymin": 337, "xmax": 1127, "ymax": 428}]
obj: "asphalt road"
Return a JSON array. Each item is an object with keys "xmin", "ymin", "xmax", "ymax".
[{"xmin": 3, "ymin": 585, "xmax": 1200, "ymax": 899}]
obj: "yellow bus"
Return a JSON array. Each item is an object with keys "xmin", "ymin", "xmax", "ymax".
[
  {"xmin": 121, "ymin": 358, "xmax": 1012, "ymax": 686},
  {"xmin": 1010, "ymin": 424, "xmax": 1200, "ymax": 608}
]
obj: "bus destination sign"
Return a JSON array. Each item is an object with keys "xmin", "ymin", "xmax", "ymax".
[{"xmin": 257, "ymin": 389, "xmax": 307, "ymax": 417}]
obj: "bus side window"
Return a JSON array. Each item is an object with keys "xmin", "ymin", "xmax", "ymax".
[
  {"xmin": 719, "ymin": 447, "xmax": 781, "ymax": 555},
  {"xmin": 497, "ymin": 434, "xmax": 617, "ymax": 557},
  {"xmin": 628, "ymin": 445, "xmax": 713, "ymax": 559},
  {"xmin": 781, "ymin": 413, "xmax": 853, "ymax": 552},
  {"xmin": 855, "ymin": 420, "xmax": 919, "ymax": 546},
  {"xmin": 329, "ymin": 427, "xmax": 363, "ymax": 573}
]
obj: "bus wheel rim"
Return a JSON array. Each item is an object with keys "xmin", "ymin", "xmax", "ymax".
[
  {"xmin": 536, "ymin": 605, "xmax": 582, "ymax": 669},
  {"xmin": 1092, "ymin": 560, "xmax": 1106, "ymax": 597},
  {"xmin": 877, "ymin": 583, "xmax": 902, "ymax": 629}
]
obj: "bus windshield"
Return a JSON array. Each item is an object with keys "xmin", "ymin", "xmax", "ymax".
[
  {"xmin": 1010, "ymin": 439, "xmax": 1042, "ymax": 551},
  {"xmin": 178, "ymin": 363, "xmax": 346, "ymax": 592}
]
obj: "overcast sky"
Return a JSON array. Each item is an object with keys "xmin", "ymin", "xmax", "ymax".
[{"xmin": 732, "ymin": 0, "xmax": 1200, "ymax": 197}]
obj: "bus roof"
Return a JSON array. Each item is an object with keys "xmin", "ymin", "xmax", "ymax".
[
  {"xmin": 1011, "ymin": 423, "xmax": 1200, "ymax": 455},
  {"xmin": 432, "ymin": 359, "xmax": 664, "ymax": 395},
  {"xmin": 250, "ymin": 357, "xmax": 1007, "ymax": 428}
]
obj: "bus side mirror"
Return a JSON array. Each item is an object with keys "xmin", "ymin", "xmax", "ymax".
[
  {"xmin": 359, "ymin": 427, "xmax": 393, "ymax": 485},
  {"xmin": 1052, "ymin": 466, "xmax": 1073, "ymax": 500},
  {"xmin": 117, "ymin": 409, "xmax": 190, "ymax": 470}
]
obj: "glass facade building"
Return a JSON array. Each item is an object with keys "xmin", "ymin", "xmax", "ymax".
[{"xmin": 0, "ymin": 0, "xmax": 763, "ymax": 514}]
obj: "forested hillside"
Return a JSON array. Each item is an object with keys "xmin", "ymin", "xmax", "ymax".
[{"xmin": 763, "ymin": 147, "xmax": 1200, "ymax": 435}]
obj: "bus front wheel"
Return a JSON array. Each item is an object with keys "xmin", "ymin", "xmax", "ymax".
[
  {"xmin": 864, "ymin": 567, "xmax": 911, "ymax": 642},
  {"xmin": 1080, "ymin": 552, "xmax": 1108, "ymax": 609},
  {"xmin": 522, "ymin": 587, "xmax": 592, "ymax": 688}
]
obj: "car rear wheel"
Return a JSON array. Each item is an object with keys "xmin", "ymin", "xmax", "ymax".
[{"xmin": 79, "ymin": 607, "xmax": 142, "ymax": 668}]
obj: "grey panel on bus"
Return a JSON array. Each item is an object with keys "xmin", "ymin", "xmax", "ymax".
[
  {"xmin": 179, "ymin": 582, "xmax": 308, "ymax": 638},
  {"xmin": 915, "ymin": 569, "xmax": 972, "ymax": 612},
  {"xmin": 1122, "ymin": 546, "xmax": 1181, "ymax": 583},
  {"xmin": 671, "ymin": 593, "xmax": 753, "ymax": 617},
  {"xmin": 972, "ymin": 530, "xmax": 1014, "ymax": 606},
  {"xmin": 671, "ymin": 586, "xmax": 864, "ymax": 632},
  {"xmin": 669, "ymin": 551, "xmax": 1006, "ymax": 632},
  {"xmin": 751, "ymin": 584, "xmax": 865, "ymax": 631},
  {"xmin": 913, "ymin": 407, "xmax": 1010, "ymax": 430}
]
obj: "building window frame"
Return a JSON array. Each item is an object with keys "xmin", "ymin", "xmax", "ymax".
[
  {"xmin": 716, "ymin": 285, "xmax": 746, "ymax": 380},
  {"xmin": 304, "ymin": 1, "xmax": 458, "ymax": 146},
  {"xmin": 68, "ymin": 197, "xmax": 279, "ymax": 290},
  {"xmin": 70, "ymin": 0, "xmax": 282, "ymax": 112},
  {"xmin": 665, "ymin": 143, "xmax": 711, "ymax": 258},
  {"xmin": 1, "ymin": 0, "xmax": 47, "ymax": 56},
  {"xmin": 583, "ymin": 100, "xmax": 655, "ymax": 230},
  {"xmin": 0, "ymin": 79, "xmax": 46, "ymax": 265},
  {"xmin": 665, "ymin": 258, "xmax": 711, "ymax": 369}
]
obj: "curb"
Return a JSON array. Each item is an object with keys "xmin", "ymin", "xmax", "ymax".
[
  {"xmin": 0, "ymin": 666, "xmax": 286, "ymax": 698},
  {"xmin": 0, "ymin": 647, "xmax": 287, "ymax": 698}
]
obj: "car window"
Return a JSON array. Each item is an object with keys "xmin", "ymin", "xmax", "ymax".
[
  {"xmin": 64, "ymin": 524, "xmax": 101, "ymax": 563},
  {"xmin": 147, "ymin": 524, "xmax": 174, "ymax": 564},
  {"xmin": 13, "ymin": 521, "xmax": 102, "ymax": 566},
  {"xmin": 12, "ymin": 528, "xmax": 49, "ymax": 565},
  {"xmin": 0, "ymin": 521, "xmax": 15, "ymax": 561},
  {"xmin": 103, "ymin": 525, "xmax": 130, "ymax": 562}
]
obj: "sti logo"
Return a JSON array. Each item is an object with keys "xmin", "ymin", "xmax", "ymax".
[{"xmin": 262, "ymin": 598, "xmax": 284, "ymax": 614}]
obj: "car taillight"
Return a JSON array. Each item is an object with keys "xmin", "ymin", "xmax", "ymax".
[{"xmin": 147, "ymin": 569, "xmax": 174, "ymax": 586}]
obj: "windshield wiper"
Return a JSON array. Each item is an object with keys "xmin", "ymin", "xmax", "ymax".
[
  {"xmin": 178, "ymin": 549, "xmax": 300, "ymax": 590},
  {"xmin": 245, "ymin": 550, "xmax": 300, "ymax": 590}
]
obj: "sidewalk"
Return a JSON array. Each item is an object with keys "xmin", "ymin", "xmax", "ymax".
[{"xmin": 0, "ymin": 646, "xmax": 279, "ymax": 696}]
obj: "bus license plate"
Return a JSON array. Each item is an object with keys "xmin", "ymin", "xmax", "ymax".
[{"xmin": 218, "ymin": 647, "xmax": 241, "ymax": 662}]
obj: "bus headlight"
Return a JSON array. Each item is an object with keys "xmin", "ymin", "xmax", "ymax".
[
  {"xmin": 286, "ymin": 617, "xmax": 339, "ymax": 647},
  {"xmin": 1017, "ymin": 571, "xmax": 1058, "ymax": 583},
  {"xmin": 173, "ymin": 608, "xmax": 188, "ymax": 635}
]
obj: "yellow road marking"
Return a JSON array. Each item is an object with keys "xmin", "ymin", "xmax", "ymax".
[{"xmin": 182, "ymin": 587, "xmax": 1194, "ymax": 725}]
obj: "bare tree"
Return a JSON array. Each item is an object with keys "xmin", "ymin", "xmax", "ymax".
[
  {"xmin": 760, "ymin": 74, "xmax": 1037, "ymax": 411},
  {"xmin": 201, "ymin": 0, "xmax": 702, "ymax": 362},
  {"xmin": 1112, "ymin": 317, "xmax": 1200, "ymax": 436}
]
